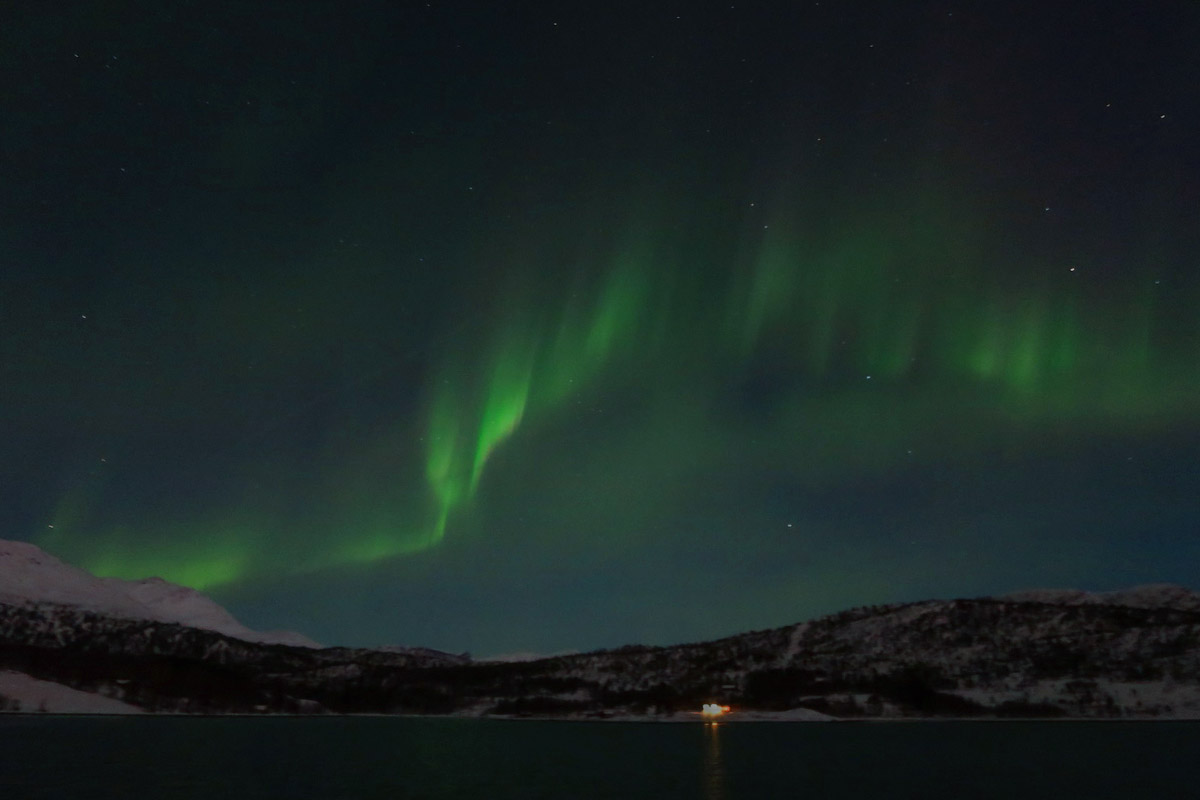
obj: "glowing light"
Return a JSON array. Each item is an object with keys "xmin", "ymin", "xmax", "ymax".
[
  {"xmin": 52, "ymin": 522, "xmax": 258, "ymax": 590},
  {"xmin": 470, "ymin": 338, "xmax": 535, "ymax": 492},
  {"xmin": 36, "ymin": 186, "xmax": 1200, "ymax": 584},
  {"xmin": 701, "ymin": 703, "xmax": 731, "ymax": 719},
  {"xmin": 421, "ymin": 245, "xmax": 660, "ymax": 544}
]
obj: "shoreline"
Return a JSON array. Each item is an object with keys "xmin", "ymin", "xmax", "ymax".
[{"xmin": 4, "ymin": 709, "xmax": 1199, "ymax": 723}]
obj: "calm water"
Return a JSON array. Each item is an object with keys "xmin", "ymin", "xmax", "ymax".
[{"xmin": 1, "ymin": 716, "xmax": 1197, "ymax": 799}]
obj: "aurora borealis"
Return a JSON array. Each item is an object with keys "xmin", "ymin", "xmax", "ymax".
[{"xmin": 3, "ymin": 2, "xmax": 1197, "ymax": 655}]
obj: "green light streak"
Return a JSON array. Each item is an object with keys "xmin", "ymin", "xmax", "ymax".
[
  {"xmin": 470, "ymin": 338, "xmax": 535, "ymax": 492},
  {"xmin": 88, "ymin": 545, "xmax": 249, "ymax": 591},
  {"xmin": 423, "ymin": 243, "xmax": 659, "ymax": 542},
  {"xmin": 334, "ymin": 525, "xmax": 438, "ymax": 566},
  {"xmin": 540, "ymin": 249, "xmax": 655, "ymax": 403},
  {"xmin": 736, "ymin": 226, "xmax": 801, "ymax": 352},
  {"xmin": 426, "ymin": 385, "xmax": 465, "ymax": 542},
  {"xmin": 37, "ymin": 190, "xmax": 1199, "ymax": 583},
  {"xmin": 720, "ymin": 205, "xmax": 1199, "ymax": 422},
  {"xmin": 583, "ymin": 258, "xmax": 647, "ymax": 360},
  {"xmin": 44, "ymin": 523, "xmax": 256, "ymax": 591}
]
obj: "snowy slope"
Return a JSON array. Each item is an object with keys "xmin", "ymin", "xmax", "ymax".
[
  {"xmin": 1001, "ymin": 583, "xmax": 1200, "ymax": 612},
  {"xmin": 0, "ymin": 670, "xmax": 144, "ymax": 714},
  {"xmin": 0, "ymin": 539, "xmax": 319, "ymax": 648}
]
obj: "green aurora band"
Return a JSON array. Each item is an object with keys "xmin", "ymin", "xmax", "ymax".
[
  {"xmin": 418, "ymin": 202, "xmax": 1195, "ymax": 558},
  {"xmin": 39, "ymin": 198, "xmax": 1199, "ymax": 589}
]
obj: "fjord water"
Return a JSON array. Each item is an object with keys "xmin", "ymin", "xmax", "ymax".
[{"xmin": 1, "ymin": 717, "xmax": 1196, "ymax": 799}]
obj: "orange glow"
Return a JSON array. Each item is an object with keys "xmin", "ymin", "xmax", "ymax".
[{"xmin": 700, "ymin": 703, "xmax": 731, "ymax": 718}]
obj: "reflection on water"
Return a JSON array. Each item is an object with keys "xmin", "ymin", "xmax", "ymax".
[
  {"xmin": 4, "ymin": 718, "xmax": 1200, "ymax": 799},
  {"xmin": 704, "ymin": 722, "xmax": 725, "ymax": 800}
]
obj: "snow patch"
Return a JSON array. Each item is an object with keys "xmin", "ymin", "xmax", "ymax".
[
  {"xmin": 0, "ymin": 670, "xmax": 144, "ymax": 714},
  {"xmin": 0, "ymin": 539, "xmax": 320, "ymax": 648},
  {"xmin": 1001, "ymin": 583, "xmax": 1200, "ymax": 612},
  {"xmin": 479, "ymin": 650, "xmax": 579, "ymax": 663}
]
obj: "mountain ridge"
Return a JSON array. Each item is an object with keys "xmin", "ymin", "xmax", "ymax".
[
  {"xmin": 3, "ymin": 538, "xmax": 1200, "ymax": 718},
  {"xmin": 999, "ymin": 584, "xmax": 1200, "ymax": 612},
  {"xmin": 0, "ymin": 539, "xmax": 319, "ymax": 648}
]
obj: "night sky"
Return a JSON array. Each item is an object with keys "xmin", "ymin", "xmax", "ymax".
[{"xmin": 3, "ymin": 2, "xmax": 1197, "ymax": 656}]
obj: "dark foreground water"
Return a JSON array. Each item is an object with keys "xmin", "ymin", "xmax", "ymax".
[{"xmin": 1, "ymin": 716, "xmax": 1197, "ymax": 799}]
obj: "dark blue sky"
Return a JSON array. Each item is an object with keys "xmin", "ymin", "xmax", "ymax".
[{"xmin": 2, "ymin": 1, "xmax": 1197, "ymax": 655}]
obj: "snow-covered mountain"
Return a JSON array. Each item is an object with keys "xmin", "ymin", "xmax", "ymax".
[
  {"xmin": 3, "ymin": 539, "xmax": 1200, "ymax": 719},
  {"xmin": 548, "ymin": 587, "xmax": 1200, "ymax": 719},
  {"xmin": 0, "ymin": 539, "xmax": 319, "ymax": 648},
  {"xmin": 1001, "ymin": 583, "xmax": 1200, "ymax": 612}
]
